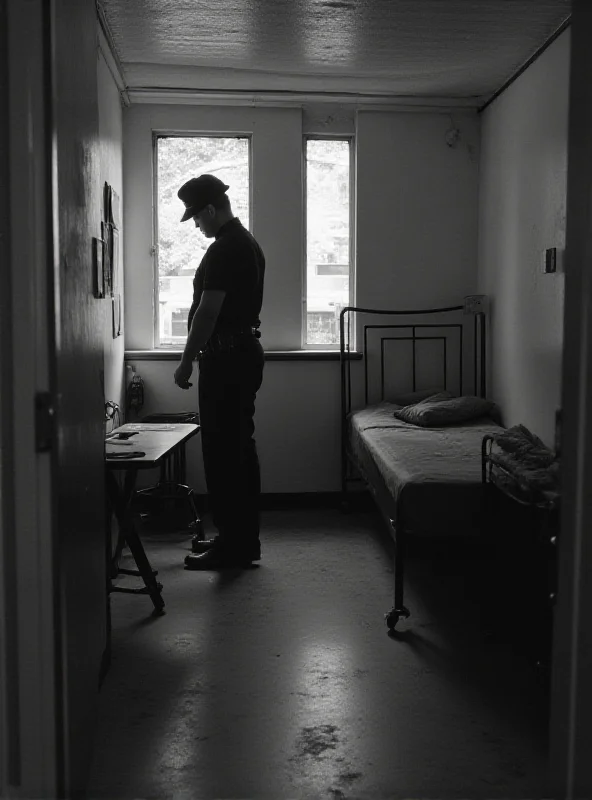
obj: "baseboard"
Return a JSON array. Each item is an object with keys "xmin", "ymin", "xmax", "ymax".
[{"xmin": 135, "ymin": 488, "xmax": 373, "ymax": 515}]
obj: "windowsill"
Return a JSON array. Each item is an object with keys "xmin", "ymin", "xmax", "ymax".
[{"xmin": 124, "ymin": 350, "xmax": 363, "ymax": 362}]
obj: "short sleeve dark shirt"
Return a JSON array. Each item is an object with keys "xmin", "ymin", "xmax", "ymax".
[{"xmin": 187, "ymin": 218, "xmax": 265, "ymax": 336}]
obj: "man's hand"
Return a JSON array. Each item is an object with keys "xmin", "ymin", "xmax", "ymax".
[{"xmin": 174, "ymin": 358, "xmax": 194, "ymax": 390}]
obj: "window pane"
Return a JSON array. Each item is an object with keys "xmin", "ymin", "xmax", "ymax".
[
  {"xmin": 306, "ymin": 139, "xmax": 351, "ymax": 346},
  {"xmin": 156, "ymin": 136, "xmax": 250, "ymax": 347}
]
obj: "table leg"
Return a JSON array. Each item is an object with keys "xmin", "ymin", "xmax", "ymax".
[
  {"xmin": 106, "ymin": 469, "xmax": 165, "ymax": 612},
  {"xmin": 110, "ymin": 468, "xmax": 137, "ymax": 574}
]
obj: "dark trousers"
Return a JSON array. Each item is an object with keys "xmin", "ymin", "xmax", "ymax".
[{"xmin": 198, "ymin": 338, "xmax": 264, "ymax": 554}]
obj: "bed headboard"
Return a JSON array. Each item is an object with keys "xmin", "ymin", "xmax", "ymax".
[{"xmin": 339, "ymin": 296, "xmax": 488, "ymax": 421}]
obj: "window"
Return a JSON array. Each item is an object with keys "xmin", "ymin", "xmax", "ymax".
[
  {"xmin": 304, "ymin": 137, "xmax": 353, "ymax": 347},
  {"xmin": 154, "ymin": 135, "xmax": 251, "ymax": 347}
]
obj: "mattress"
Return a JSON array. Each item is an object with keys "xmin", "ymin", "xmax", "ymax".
[{"xmin": 349, "ymin": 402, "xmax": 502, "ymax": 535}]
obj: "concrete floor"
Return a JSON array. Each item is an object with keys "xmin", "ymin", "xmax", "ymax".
[{"xmin": 87, "ymin": 507, "xmax": 549, "ymax": 799}]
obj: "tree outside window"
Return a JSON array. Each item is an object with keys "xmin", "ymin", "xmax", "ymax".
[{"xmin": 155, "ymin": 136, "xmax": 250, "ymax": 347}]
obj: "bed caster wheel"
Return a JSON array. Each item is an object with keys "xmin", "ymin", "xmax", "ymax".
[
  {"xmin": 385, "ymin": 606, "xmax": 410, "ymax": 631},
  {"xmin": 385, "ymin": 611, "xmax": 399, "ymax": 630}
]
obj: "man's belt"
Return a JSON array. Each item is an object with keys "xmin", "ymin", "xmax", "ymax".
[{"xmin": 201, "ymin": 327, "xmax": 261, "ymax": 357}]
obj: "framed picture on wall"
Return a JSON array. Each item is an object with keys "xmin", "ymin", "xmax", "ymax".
[
  {"xmin": 102, "ymin": 221, "xmax": 113, "ymax": 296},
  {"xmin": 103, "ymin": 182, "xmax": 112, "ymax": 227},
  {"xmin": 99, "ymin": 183, "xmax": 121, "ymax": 302},
  {"xmin": 112, "ymin": 293, "xmax": 121, "ymax": 338},
  {"xmin": 111, "ymin": 227, "xmax": 120, "ymax": 293},
  {"xmin": 93, "ymin": 236, "xmax": 105, "ymax": 299},
  {"xmin": 111, "ymin": 188, "xmax": 120, "ymax": 230}
]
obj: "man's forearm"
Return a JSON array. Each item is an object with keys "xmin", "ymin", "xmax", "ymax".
[{"xmin": 182, "ymin": 309, "xmax": 217, "ymax": 362}]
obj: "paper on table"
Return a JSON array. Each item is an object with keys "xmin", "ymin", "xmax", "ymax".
[{"xmin": 124, "ymin": 424, "xmax": 177, "ymax": 431}]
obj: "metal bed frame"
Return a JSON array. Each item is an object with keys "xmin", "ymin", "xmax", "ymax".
[{"xmin": 339, "ymin": 299, "xmax": 487, "ymax": 631}]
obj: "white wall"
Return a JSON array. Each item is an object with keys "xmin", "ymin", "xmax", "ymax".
[
  {"xmin": 98, "ymin": 51, "xmax": 125, "ymax": 416},
  {"xmin": 478, "ymin": 31, "xmax": 569, "ymax": 446},
  {"xmin": 357, "ymin": 110, "xmax": 480, "ymax": 309},
  {"xmin": 123, "ymin": 103, "xmax": 481, "ymax": 492}
]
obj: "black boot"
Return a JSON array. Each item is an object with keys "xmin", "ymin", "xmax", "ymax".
[
  {"xmin": 191, "ymin": 534, "xmax": 220, "ymax": 553},
  {"xmin": 184, "ymin": 539, "xmax": 261, "ymax": 570}
]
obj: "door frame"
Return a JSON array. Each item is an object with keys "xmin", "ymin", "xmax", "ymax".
[{"xmin": 549, "ymin": 2, "xmax": 592, "ymax": 796}]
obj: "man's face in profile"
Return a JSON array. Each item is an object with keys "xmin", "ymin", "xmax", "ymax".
[{"xmin": 193, "ymin": 205, "xmax": 216, "ymax": 238}]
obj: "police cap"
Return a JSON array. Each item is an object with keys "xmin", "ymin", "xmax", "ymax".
[{"xmin": 178, "ymin": 174, "xmax": 230, "ymax": 222}]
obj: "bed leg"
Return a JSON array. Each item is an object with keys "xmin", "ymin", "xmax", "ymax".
[{"xmin": 385, "ymin": 518, "xmax": 411, "ymax": 632}]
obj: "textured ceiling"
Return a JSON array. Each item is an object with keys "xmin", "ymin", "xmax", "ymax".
[{"xmin": 99, "ymin": 0, "xmax": 571, "ymax": 102}]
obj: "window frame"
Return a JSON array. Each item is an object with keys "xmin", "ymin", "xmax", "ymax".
[
  {"xmin": 152, "ymin": 131, "xmax": 253, "ymax": 349},
  {"xmin": 302, "ymin": 134, "xmax": 356, "ymax": 350}
]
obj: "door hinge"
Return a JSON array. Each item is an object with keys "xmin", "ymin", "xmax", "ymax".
[{"xmin": 35, "ymin": 392, "xmax": 55, "ymax": 453}]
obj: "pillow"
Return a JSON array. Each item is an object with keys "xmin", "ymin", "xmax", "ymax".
[
  {"xmin": 392, "ymin": 393, "xmax": 497, "ymax": 427},
  {"xmin": 389, "ymin": 387, "xmax": 450, "ymax": 407}
]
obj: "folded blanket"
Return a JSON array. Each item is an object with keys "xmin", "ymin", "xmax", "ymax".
[
  {"xmin": 491, "ymin": 424, "xmax": 556, "ymax": 468},
  {"xmin": 488, "ymin": 424, "xmax": 559, "ymax": 506}
]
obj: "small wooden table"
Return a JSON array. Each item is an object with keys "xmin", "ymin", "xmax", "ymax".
[{"xmin": 105, "ymin": 422, "xmax": 200, "ymax": 613}]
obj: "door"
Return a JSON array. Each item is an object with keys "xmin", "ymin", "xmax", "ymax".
[{"xmin": 50, "ymin": 0, "xmax": 108, "ymax": 794}]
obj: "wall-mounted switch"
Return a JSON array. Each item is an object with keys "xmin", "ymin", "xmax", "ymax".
[{"xmin": 544, "ymin": 247, "xmax": 557, "ymax": 273}]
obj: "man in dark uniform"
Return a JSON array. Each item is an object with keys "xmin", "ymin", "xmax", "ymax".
[{"xmin": 174, "ymin": 174, "xmax": 265, "ymax": 569}]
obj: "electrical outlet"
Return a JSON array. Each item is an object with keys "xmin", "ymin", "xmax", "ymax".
[
  {"xmin": 544, "ymin": 248, "xmax": 557, "ymax": 273},
  {"xmin": 463, "ymin": 295, "xmax": 488, "ymax": 314},
  {"xmin": 543, "ymin": 247, "xmax": 566, "ymax": 273}
]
